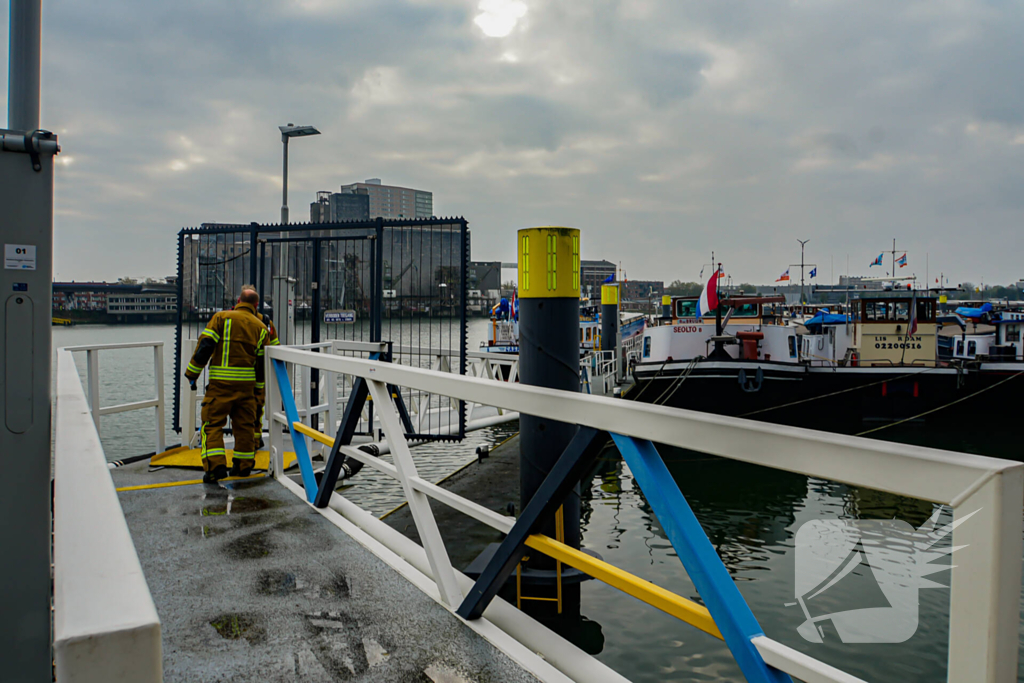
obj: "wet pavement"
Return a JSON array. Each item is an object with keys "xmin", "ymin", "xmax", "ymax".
[{"xmin": 113, "ymin": 462, "xmax": 540, "ymax": 683}]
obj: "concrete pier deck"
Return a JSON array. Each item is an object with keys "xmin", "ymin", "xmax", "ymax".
[{"xmin": 113, "ymin": 462, "xmax": 540, "ymax": 683}]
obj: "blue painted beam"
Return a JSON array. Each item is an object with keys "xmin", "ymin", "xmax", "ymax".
[
  {"xmin": 272, "ymin": 359, "xmax": 319, "ymax": 503},
  {"xmin": 610, "ymin": 434, "xmax": 791, "ymax": 683}
]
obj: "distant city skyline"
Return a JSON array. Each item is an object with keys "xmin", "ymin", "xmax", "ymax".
[{"xmin": 22, "ymin": 1, "xmax": 1024, "ymax": 287}]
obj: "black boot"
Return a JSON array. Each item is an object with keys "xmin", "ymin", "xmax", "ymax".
[
  {"xmin": 203, "ymin": 464, "xmax": 228, "ymax": 483},
  {"xmin": 229, "ymin": 461, "xmax": 253, "ymax": 478}
]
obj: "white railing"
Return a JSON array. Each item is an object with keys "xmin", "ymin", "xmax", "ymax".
[
  {"xmin": 266, "ymin": 345, "xmax": 1023, "ymax": 683},
  {"xmin": 63, "ymin": 341, "xmax": 166, "ymax": 453},
  {"xmin": 180, "ymin": 338, "xmax": 521, "ymax": 449},
  {"xmin": 54, "ymin": 348, "xmax": 162, "ymax": 682}
]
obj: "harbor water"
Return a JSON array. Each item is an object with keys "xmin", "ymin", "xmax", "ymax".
[{"xmin": 54, "ymin": 323, "xmax": 1024, "ymax": 682}]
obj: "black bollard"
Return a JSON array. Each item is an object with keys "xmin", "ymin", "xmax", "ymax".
[
  {"xmin": 662, "ymin": 294, "xmax": 672, "ymax": 320},
  {"xmin": 601, "ymin": 283, "xmax": 620, "ymax": 381},
  {"xmin": 518, "ymin": 226, "xmax": 582, "ymax": 617}
]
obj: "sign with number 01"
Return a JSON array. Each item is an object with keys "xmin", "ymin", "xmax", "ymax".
[{"xmin": 4, "ymin": 244, "xmax": 37, "ymax": 270}]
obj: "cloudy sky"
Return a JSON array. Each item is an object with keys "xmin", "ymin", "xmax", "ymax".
[{"xmin": 4, "ymin": 0, "xmax": 1024, "ymax": 286}]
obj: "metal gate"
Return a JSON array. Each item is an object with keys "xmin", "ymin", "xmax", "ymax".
[{"xmin": 175, "ymin": 217, "xmax": 468, "ymax": 442}]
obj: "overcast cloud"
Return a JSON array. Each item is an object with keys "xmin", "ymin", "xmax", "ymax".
[{"xmin": 3, "ymin": 0, "xmax": 1024, "ymax": 285}]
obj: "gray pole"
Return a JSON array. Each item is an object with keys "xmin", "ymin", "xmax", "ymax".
[
  {"xmin": 798, "ymin": 239, "xmax": 809, "ymax": 304},
  {"xmin": 2, "ymin": 1, "xmax": 57, "ymax": 678},
  {"xmin": 7, "ymin": 0, "xmax": 41, "ymax": 131},
  {"xmin": 280, "ymin": 134, "xmax": 289, "ymax": 225},
  {"xmin": 518, "ymin": 227, "xmax": 581, "ymax": 618}
]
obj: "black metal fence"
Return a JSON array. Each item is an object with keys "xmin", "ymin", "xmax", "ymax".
[{"xmin": 174, "ymin": 217, "xmax": 469, "ymax": 442}]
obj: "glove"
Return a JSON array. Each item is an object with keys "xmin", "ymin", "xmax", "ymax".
[{"xmin": 187, "ymin": 376, "xmax": 198, "ymax": 392}]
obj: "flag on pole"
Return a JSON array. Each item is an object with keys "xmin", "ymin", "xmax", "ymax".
[
  {"xmin": 717, "ymin": 267, "xmax": 725, "ymax": 279},
  {"xmin": 896, "ymin": 253, "xmax": 908, "ymax": 268},
  {"xmin": 696, "ymin": 270, "xmax": 720, "ymax": 317},
  {"xmin": 809, "ymin": 267, "xmax": 817, "ymax": 279},
  {"xmin": 908, "ymin": 296, "xmax": 918, "ymax": 336},
  {"xmin": 870, "ymin": 254, "xmax": 883, "ymax": 267},
  {"xmin": 776, "ymin": 269, "xmax": 790, "ymax": 282},
  {"xmin": 602, "ymin": 274, "xmax": 615, "ymax": 283}
]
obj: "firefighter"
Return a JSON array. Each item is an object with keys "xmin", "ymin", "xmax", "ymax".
[
  {"xmin": 239, "ymin": 284, "xmax": 279, "ymax": 450},
  {"xmin": 185, "ymin": 287, "xmax": 269, "ymax": 483}
]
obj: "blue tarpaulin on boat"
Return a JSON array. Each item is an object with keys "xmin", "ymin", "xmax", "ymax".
[{"xmin": 803, "ymin": 313, "xmax": 850, "ymax": 330}]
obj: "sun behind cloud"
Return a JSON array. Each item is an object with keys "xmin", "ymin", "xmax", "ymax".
[{"xmin": 474, "ymin": 0, "xmax": 527, "ymax": 38}]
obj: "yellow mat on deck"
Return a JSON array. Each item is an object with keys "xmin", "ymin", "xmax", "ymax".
[{"xmin": 150, "ymin": 446, "xmax": 297, "ymax": 471}]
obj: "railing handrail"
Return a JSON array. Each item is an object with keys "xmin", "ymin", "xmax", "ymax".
[
  {"xmin": 61, "ymin": 341, "xmax": 164, "ymax": 352},
  {"xmin": 59, "ymin": 341, "xmax": 166, "ymax": 454},
  {"xmin": 53, "ymin": 349, "xmax": 162, "ymax": 681},
  {"xmin": 266, "ymin": 344, "xmax": 1023, "ymax": 683},
  {"xmin": 268, "ymin": 346, "xmax": 1012, "ymax": 496}
]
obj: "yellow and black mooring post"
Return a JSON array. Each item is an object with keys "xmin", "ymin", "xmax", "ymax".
[
  {"xmin": 601, "ymin": 283, "xmax": 622, "ymax": 382},
  {"xmin": 517, "ymin": 226, "xmax": 582, "ymax": 617},
  {"xmin": 662, "ymin": 294, "xmax": 672, "ymax": 320}
]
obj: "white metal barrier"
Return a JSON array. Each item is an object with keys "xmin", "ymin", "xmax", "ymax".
[
  {"xmin": 266, "ymin": 345, "xmax": 1023, "ymax": 683},
  {"xmin": 63, "ymin": 341, "xmax": 166, "ymax": 453},
  {"xmin": 54, "ymin": 348, "xmax": 162, "ymax": 682},
  {"xmin": 581, "ymin": 349, "xmax": 618, "ymax": 395},
  {"xmin": 180, "ymin": 337, "xmax": 522, "ymax": 450}
]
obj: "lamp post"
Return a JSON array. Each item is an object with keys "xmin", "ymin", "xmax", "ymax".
[
  {"xmin": 798, "ymin": 239, "xmax": 809, "ymax": 304},
  {"xmin": 279, "ymin": 123, "xmax": 320, "ymax": 225},
  {"xmin": 275, "ymin": 124, "xmax": 319, "ymax": 346}
]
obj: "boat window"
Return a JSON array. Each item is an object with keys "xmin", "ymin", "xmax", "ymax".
[
  {"xmin": 675, "ymin": 299, "xmax": 698, "ymax": 318},
  {"xmin": 863, "ymin": 301, "xmax": 890, "ymax": 322},
  {"xmin": 891, "ymin": 301, "xmax": 910, "ymax": 322},
  {"xmin": 789, "ymin": 336, "xmax": 797, "ymax": 358},
  {"xmin": 586, "ymin": 327, "xmax": 592, "ymax": 342},
  {"xmin": 967, "ymin": 340, "xmax": 977, "ymax": 357},
  {"xmin": 580, "ymin": 328, "xmax": 584, "ymax": 342},
  {"xmin": 916, "ymin": 299, "xmax": 936, "ymax": 323},
  {"xmin": 731, "ymin": 303, "xmax": 759, "ymax": 318},
  {"xmin": 643, "ymin": 336, "xmax": 652, "ymax": 358},
  {"xmin": 956, "ymin": 340, "xmax": 964, "ymax": 356}
]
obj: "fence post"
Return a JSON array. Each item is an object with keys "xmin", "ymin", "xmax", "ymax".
[
  {"xmin": 173, "ymin": 230, "xmax": 184, "ymax": 433},
  {"xmin": 86, "ymin": 349, "xmax": 101, "ymax": 435},
  {"xmin": 267, "ymin": 352, "xmax": 285, "ymax": 479},
  {"xmin": 947, "ymin": 470, "xmax": 1024, "ymax": 682},
  {"xmin": 153, "ymin": 344, "xmax": 165, "ymax": 453},
  {"xmin": 367, "ymin": 378, "xmax": 462, "ymax": 607}
]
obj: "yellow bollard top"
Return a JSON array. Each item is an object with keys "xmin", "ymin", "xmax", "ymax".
[
  {"xmin": 517, "ymin": 227, "xmax": 580, "ymax": 299},
  {"xmin": 661, "ymin": 294, "xmax": 672, "ymax": 306},
  {"xmin": 601, "ymin": 284, "xmax": 619, "ymax": 306}
]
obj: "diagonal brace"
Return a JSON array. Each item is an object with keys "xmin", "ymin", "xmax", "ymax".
[
  {"xmin": 610, "ymin": 434, "xmax": 791, "ymax": 683},
  {"xmin": 272, "ymin": 359, "xmax": 318, "ymax": 503},
  {"xmin": 313, "ymin": 352, "xmax": 379, "ymax": 508},
  {"xmin": 456, "ymin": 426, "xmax": 607, "ymax": 620}
]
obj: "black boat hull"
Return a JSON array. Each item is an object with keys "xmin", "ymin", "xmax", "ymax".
[{"xmin": 629, "ymin": 360, "xmax": 1022, "ymax": 431}]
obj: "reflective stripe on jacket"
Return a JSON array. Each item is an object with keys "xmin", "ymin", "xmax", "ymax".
[{"xmin": 185, "ymin": 302, "xmax": 268, "ymax": 383}]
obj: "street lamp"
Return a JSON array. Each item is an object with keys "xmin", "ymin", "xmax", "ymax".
[
  {"xmin": 279, "ymin": 123, "xmax": 321, "ymax": 224},
  {"xmin": 797, "ymin": 239, "xmax": 809, "ymax": 304}
]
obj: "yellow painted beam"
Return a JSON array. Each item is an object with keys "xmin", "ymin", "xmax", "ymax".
[
  {"xmin": 292, "ymin": 419, "xmax": 720, "ymax": 638},
  {"xmin": 293, "ymin": 421, "xmax": 334, "ymax": 448},
  {"xmin": 524, "ymin": 534, "xmax": 723, "ymax": 640}
]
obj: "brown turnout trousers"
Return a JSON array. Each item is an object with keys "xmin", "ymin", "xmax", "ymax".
[{"xmin": 200, "ymin": 381, "xmax": 258, "ymax": 474}]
